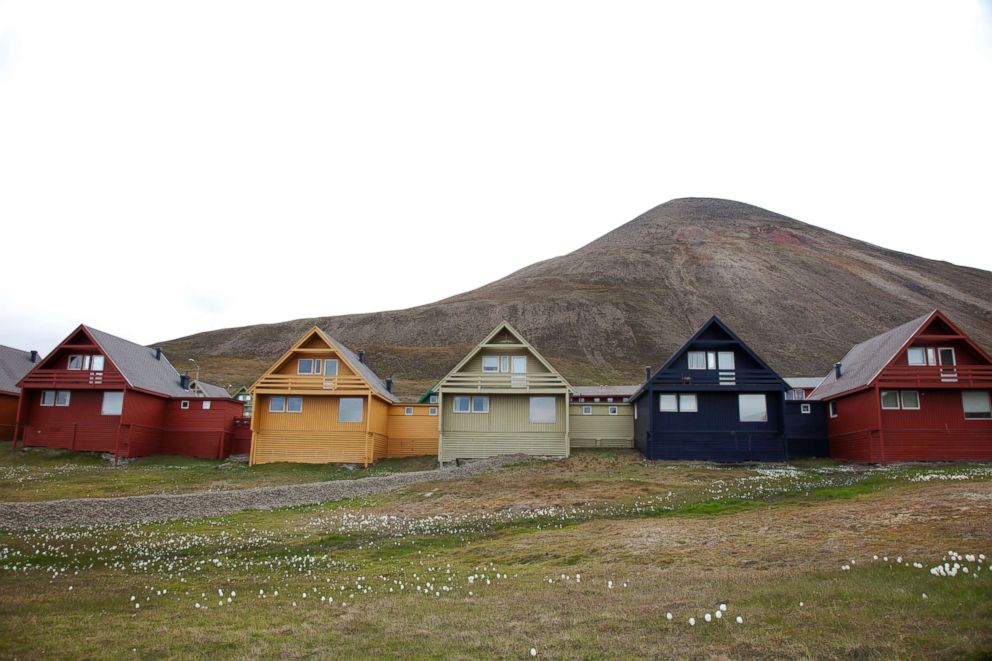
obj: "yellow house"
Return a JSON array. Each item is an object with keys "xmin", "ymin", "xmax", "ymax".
[{"xmin": 249, "ymin": 327, "xmax": 437, "ymax": 465}]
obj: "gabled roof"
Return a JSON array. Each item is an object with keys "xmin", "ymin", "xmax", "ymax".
[
  {"xmin": 630, "ymin": 315, "xmax": 788, "ymax": 401},
  {"xmin": 193, "ymin": 381, "xmax": 234, "ymax": 399},
  {"xmin": 784, "ymin": 377, "xmax": 824, "ymax": 390},
  {"xmin": 0, "ymin": 345, "xmax": 39, "ymax": 395},
  {"xmin": 435, "ymin": 321, "xmax": 573, "ymax": 392}
]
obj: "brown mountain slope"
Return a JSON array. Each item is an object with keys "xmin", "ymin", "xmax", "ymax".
[{"xmin": 158, "ymin": 198, "xmax": 992, "ymax": 400}]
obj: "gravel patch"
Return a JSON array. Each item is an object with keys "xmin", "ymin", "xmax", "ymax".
[{"xmin": 0, "ymin": 454, "xmax": 531, "ymax": 530}]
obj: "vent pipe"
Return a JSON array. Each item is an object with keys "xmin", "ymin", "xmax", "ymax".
[
  {"xmin": 358, "ymin": 350, "xmax": 366, "ymax": 364},
  {"xmin": 385, "ymin": 377, "xmax": 393, "ymax": 393},
  {"xmin": 833, "ymin": 362, "xmax": 842, "ymax": 379},
  {"xmin": 180, "ymin": 374, "xmax": 191, "ymax": 391},
  {"xmin": 644, "ymin": 366, "xmax": 652, "ymax": 381},
  {"xmin": 29, "ymin": 350, "xmax": 38, "ymax": 363},
  {"xmin": 155, "ymin": 347, "xmax": 163, "ymax": 361}
]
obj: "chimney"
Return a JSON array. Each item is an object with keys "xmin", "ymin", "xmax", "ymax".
[
  {"xmin": 155, "ymin": 347, "xmax": 162, "ymax": 361},
  {"xmin": 180, "ymin": 374, "xmax": 191, "ymax": 391},
  {"xmin": 385, "ymin": 377, "xmax": 393, "ymax": 393},
  {"xmin": 358, "ymin": 350, "xmax": 366, "ymax": 364},
  {"xmin": 644, "ymin": 366, "xmax": 652, "ymax": 381},
  {"xmin": 29, "ymin": 350, "xmax": 39, "ymax": 363},
  {"xmin": 833, "ymin": 362, "xmax": 842, "ymax": 379}
]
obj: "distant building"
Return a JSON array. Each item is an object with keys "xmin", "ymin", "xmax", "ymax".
[
  {"xmin": 570, "ymin": 385, "xmax": 638, "ymax": 448},
  {"xmin": 0, "ymin": 346, "xmax": 41, "ymax": 442},
  {"xmin": 231, "ymin": 385, "xmax": 253, "ymax": 416}
]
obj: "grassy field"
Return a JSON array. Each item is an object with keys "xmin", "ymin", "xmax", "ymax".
[
  {"xmin": 0, "ymin": 442, "xmax": 437, "ymax": 501},
  {"xmin": 0, "ymin": 451, "xmax": 990, "ymax": 658}
]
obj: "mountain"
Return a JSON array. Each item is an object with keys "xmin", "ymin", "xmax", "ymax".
[{"xmin": 158, "ymin": 198, "xmax": 992, "ymax": 400}]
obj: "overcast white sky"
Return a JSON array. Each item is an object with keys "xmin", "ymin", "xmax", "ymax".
[{"xmin": 1, "ymin": 1, "xmax": 990, "ymax": 355}]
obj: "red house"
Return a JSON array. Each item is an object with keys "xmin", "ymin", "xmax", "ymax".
[
  {"xmin": 15, "ymin": 325, "xmax": 244, "ymax": 460},
  {"xmin": 0, "ymin": 345, "xmax": 41, "ymax": 442},
  {"xmin": 810, "ymin": 310, "xmax": 992, "ymax": 463}
]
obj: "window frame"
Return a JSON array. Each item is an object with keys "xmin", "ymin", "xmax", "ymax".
[
  {"xmin": 481, "ymin": 356, "xmax": 500, "ymax": 373},
  {"xmin": 452, "ymin": 396, "xmax": 471, "ymax": 414},
  {"xmin": 800, "ymin": 403, "xmax": 812, "ymax": 414},
  {"xmin": 472, "ymin": 395, "xmax": 490, "ymax": 414},
  {"xmin": 717, "ymin": 352, "xmax": 735, "ymax": 370},
  {"xmin": 180, "ymin": 400, "xmax": 190, "ymax": 410},
  {"xmin": 404, "ymin": 407, "xmax": 414, "ymax": 416},
  {"xmin": 268, "ymin": 396, "xmax": 286, "ymax": 413},
  {"xmin": 55, "ymin": 391, "xmax": 71, "ymax": 407},
  {"xmin": 40, "ymin": 390, "xmax": 56, "ymax": 407},
  {"xmin": 938, "ymin": 347, "xmax": 956, "ymax": 366},
  {"xmin": 338, "ymin": 397, "xmax": 363, "ymax": 423},
  {"xmin": 100, "ymin": 391, "xmax": 124, "ymax": 416},
  {"xmin": 829, "ymin": 400, "xmax": 838, "ymax": 418},
  {"xmin": 687, "ymin": 351, "xmax": 706, "ymax": 370},
  {"xmin": 907, "ymin": 347, "xmax": 926, "ymax": 366},
  {"xmin": 738, "ymin": 394, "xmax": 768, "ymax": 423},
  {"xmin": 510, "ymin": 356, "xmax": 527, "ymax": 374},
  {"xmin": 428, "ymin": 407, "xmax": 438, "ymax": 416},
  {"xmin": 91, "ymin": 355, "xmax": 105, "ymax": 371},
  {"xmin": 202, "ymin": 401, "xmax": 212, "ymax": 410},
  {"xmin": 582, "ymin": 405, "xmax": 592, "ymax": 415},
  {"xmin": 962, "ymin": 391, "xmax": 992, "ymax": 420},
  {"xmin": 286, "ymin": 396, "xmax": 303, "ymax": 413},
  {"xmin": 323, "ymin": 359, "xmax": 339, "ymax": 376},
  {"xmin": 880, "ymin": 390, "xmax": 901, "ymax": 410},
  {"xmin": 297, "ymin": 358, "xmax": 316, "ymax": 375},
  {"xmin": 679, "ymin": 393, "xmax": 698, "ymax": 413},
  {"xmin": 900, "ymin": 390, "xmax": 920, "ymax": 410},
  {"xmin": 528, "ymin": 396, "xmax": 557, "ymax": 424},
  {"xmin": 67, "ymin": 355, "xmax": 84, "ymax": 370},
  {"xmin": 608, "ymin": 405, "xmax": 619, "ymax": 416},
  {"xmin": 659, "ymin": 394, "xmax": 679, "ymax": 412}
]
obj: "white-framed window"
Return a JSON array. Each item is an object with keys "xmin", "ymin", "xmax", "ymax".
[
  {"xmin": 659, "ymin": 394, "xmax": 678, "ymax": 412},
  {"xmin": 481, "ymin": 356, "xmax": 499, "ymax": 373},
  {"xmin": 472, "ymin": 395, "xmax": 489, "ymax": 413},
  {"xmin": 453, "ymin": 396, "xmax": 471, "ymax": 413},
  {"xmin": 500, "ymin": 356, "xmax": 510, "ymax": 373},
  {"xmin": 67, "ymin": 354, "xmax": 86, "ymax": 370},
  {"xmin": 55, "ymin": 391, "xmax": 71, "ymax": 407},
  {"xmin": 202, "ymin": 401, "xmax": 212, "ymax": 410},
  {"xmin": 269, "ymin": 396, "xmax": 285, "ymax": 413},
  {"xmin": 593, "ymin": 397, "xmax": 601, "ymax": 403},
  {"xmin": 718, "ymin": 352, "xmax": 735, "ymax": 370},
  {"xmin": 900, "ymin": 390, "xmax": 920, "ymax": 410},
  {"xmin": 405, "ymin": 407, "xmax": 414, "ymax": 416},
  {"xmin": 511, "ymin": 356, "xmax": 527, "ymax": 373},
  {"xmin": 287, "ymin": 396, "xmax": 303, "ymax": 413},
  {"xmin": 738, "ymin": 394, "xmax": 767, "ymax": 422},
  {"xmin": 91, "ymin": 355, "xmax": 105, "ymax": 371},
  {"xmin": 40, "ymin": 390, "xmax": 56, "ymax": 406},
  {"xmin": 428, "ymin": 407, "xmax": 438, "ymax": 416},
  {"xmin": 962, "ymin": 391, "xmax": 991, "ymax": 419},
  {"xmin": 707, "ymin": 352, "xmax": 718, "ymax": 370},
  {"xmin": 323, "ymin": 359, "xmax": 338, "ymax": 376},
  {"xmin": 907, "ymin": 347, "xmax": 926, "ymax": 366},
  {"xmin": 608, "ymin": 405, "xmax": 619, "ymax": 415},
  {"xmin": 938, "ymin": 347, "xmax": 956, "ymax": 366},
  {"xmin": 582, "ymin": 405, "xmax": 592, "ymax": 415},
  {"xmin": 687, "ymin": 351, "xmax": 706, "ymax": 370},
  {"xmin": 800, "ymin": 403, "xmax": 811, "ymax": 414},
  {"xmin": 338, "ymin": 398, "xmax": 363, "ymax": 422},
  {"xmin": 679, "ymin": 394, "xmax": 698, "ymax": 412},
  {"xmin": 101, "ymin": 391, "xmax": 124, "ymax": 416},
  {"xmin": 181, "ymin": 400, "xmax": 190, "ymax": 410},
  {"xmin": 429, "ymin": 394, "xmax": 438, "ymax": 404},
  {"xmin": 529, "ymin": 396, "xmax": 556, "ymax": 424},
  {"xmin": 880, "ymin": 390, "xmax": 901, "ymax": 410},
  {"xmin": 927, "ymin": 348, "xmax": 937, "ymax": 366},
  {"xmin": 829, "ymin": 401, "xmax": 838, "ymax": 418},
  {"xmin": 298, "ymin": 358, "xmax": 318, "ymax": 375},
  {"xmin": 660, "ymin": 394, "xmax": 696, "ymax": 412}
]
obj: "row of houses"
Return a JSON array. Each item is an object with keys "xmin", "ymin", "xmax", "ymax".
[{"xmin": 2, "ymin": 310, "xmax": 990, "ymax": 464}]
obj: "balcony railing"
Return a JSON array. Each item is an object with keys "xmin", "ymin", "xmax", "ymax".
[
  {"xmin": 441, "ymin": 373, "xmax": 569, "ymax": 391},
  {"xmin": 252, "ymin": 374, "xmax": 371, "ymax": 393},
  {"xmin": 20, "ymin": 369, "xmax": 127, "ymax": 389},
  {"xmin": 651, "ymin": 369, "xmax": 785, "ymax": 388},
  {"xmin": 878, "ymin": 365, "xmax": 992, "ymax": 388}
]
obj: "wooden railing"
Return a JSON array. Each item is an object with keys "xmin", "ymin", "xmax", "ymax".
[
  {"xmin": 20, "ymin": 369, "xmax": 127, "ymax": 389},
  {"xmin": 878, "ymin": 365, "xmax": 992, "ymax": 388},
  {"xmin": 252, "ymin": 374, "xmax": 371, "ymax": 393},
  {"xmin": 441, "ymin": 373, "xmax": 568, "ymax": 390},
  {"xmin": 651, "ymin": 368, "xmax": 785, "ymax": 388}
]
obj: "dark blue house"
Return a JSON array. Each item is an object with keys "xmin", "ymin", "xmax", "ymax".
[{"xmin": 631, "ymin": 316, "xmax": 827, "ymax": 462}]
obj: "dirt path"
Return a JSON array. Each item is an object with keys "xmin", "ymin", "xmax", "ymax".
[{"xmin": 0, "ymin": 455, "xmax": 529, "ymax": 530}]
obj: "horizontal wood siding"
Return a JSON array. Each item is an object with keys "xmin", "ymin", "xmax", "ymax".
[
  {"xmin": 441, "ymin": 432, "xmax": 567, "ymax": 461},
  {"xmin": 0, "ymin": 393, "xmax": 17, "ymax": 442},
  {"xmin": 461, "ymin": 349, "xmax": 550, "ymax": 375},
  {"xmin": 252, "ymin": 430, "xmax": 369, "ymax": 464},
  {"xmin": 569, "ymin": 404, "xmax": 633, "ymax": 448},
  {"xmin": 783, "ymin": 400, "xmax": 829, "ymax": 458},
  {"xmin": 21, "ymin": 389, "xmax": 121, "ymax": 453},
  {"xmin": 879, "ymin": 389, "xmax": 992, "ymax": 462},
  {"xmin": 443, "ymin": 395, "xmax": 565, "ymax": 434},
  {"xmin": 386, "ymin": 405, "xmax": 439, "ymax": 458}
]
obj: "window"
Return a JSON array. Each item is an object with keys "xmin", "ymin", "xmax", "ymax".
[
  {"xmin": 718, "ymin": 352, "xmax": 735, "ymax": 370},
  {"xmin": 687, "ymin": 352, "xmax": 706, "ymax": 370},
  {"xmin": 511, "ymin": 356, "xmax": 527, "ymax": 373},
  {"xmin": 707, "ymin": 352, "xmax": 718, "ymax": 370},
  {"xmin": 787, "ymin": 388, "xmax": 806, "ymax": 400},
  {"xmin": 800, "ymin": 403, "xmax": 811, "ymax": 414},
  {"xmin": 962, "ymin": 391, "xmax": 991, "ymax": 419},
  {"xmin": 738, "ymin": 394, "xmax": 767, "ymax": 422},
  {"xmin": 472, "ymin": 396, "xmax": 489, "ymax": 413},
  {"xmin": 900, "ymin": 390, "xmax": 920, "ymax": 410},
  {"xmin": 428, "ymin": 407, "xmax": 438, "ymax": 416},
  {"xmin": 287, "ymin": 396, "xmax": 303, "ymax": 413},
  {"xmin": 582, "ymin": 405, "xmax": 592, "ymax": 415},
  {"xmin": 529, "ymin": 396, "xmax": 556, "ymax": 424},
  {"xmin": 500, "ymin": 356, "xmax": 510, "ymax": 373},
  {"xmin": 55, "ymin": 391, "xmax": 71, "ymax": 407},
  {"xmin": 593, "ymin": 397, "xmax": 601, "ymax": 403},
  {"xmin": 339, "ymin": 398, "xmax": 363, "ymax": 422},
  {"xmin": 405, "ymin": 407, "xmax": 414, "ymax": 416},
  {"xmin": 323, "ymin": 359, "xmax": 338, "ymax": 376},
  {"xmin": 453, "ymin": 396, "xmax": 470, "ymax": 413},
  {"xmin": 269, "ymin": 396, "xmax": 286, "ymax": 413},
  {"xmin": 829, "ymin": 401, "xmax": 838, "ymax": 418},
  {"xmin": 67, "ymin": 355, "xmax": 84, "ymax": 370},
  {"xmin": 181, "ymin": 400, "xmax": 190, "ymax": 410},
  {"xmin": 927, "ymin": 348, "xmax": 937, "ymax": 366},
  {"xmin": 101, "ymin": 391, "xmax": 124, "ymax": 416},
  {"xmin": 938, "ymin": 348, "xmax": 956, "ymax": 366},
  {"xmin": 608, "ymin": 406, "xmax": 619, "ymax": 415},
  {"xmin": 298, "ymin": 359, "xmax": 316, "ymax": 374},
  {"xmin": 880, "ymin": 390, "xmax": 901, "ymax": 409},
  {"xmin": 91, "ymin": 355, "xmax": 105, "ymax": 371},
  {"xmin": 482, "ymin": 356, "xmax": 499, "ymax": 373},
  {"xmin": 660, "ymin": 394, "xmax": 696, "ymax": 412},
  {"xmin": 659, "ymin": 394, "xmax": 678, "ymax": 412},
  {"xmin": 429, "ymin": 394, "xmax": 438, "ymax": 404},
  {"xmin": 679, "ymin": 394, "xmax": 698, "ymax": 412},
  {"xmin": 202, "ymin": 401, "xmax": 212, "ymax": 410},
  {"xmin": 907, "ymin": 347, "xmax": 926, "ymax": 366},
  {"xmin": 40, "ymin": 390, "xmax": 56, "ymax": 406}
]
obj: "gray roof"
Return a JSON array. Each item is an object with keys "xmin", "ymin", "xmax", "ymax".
[
  {"xmin": 84, "ymin": 326, "xmax": 232, "ymax": 399},
  {"xmin": 784, "ymin": 377, "xmax": 824, "ymax": 390},
  {"xmin": 0, "ymin": 345, "xmax": 39, "ymax": 395},
  {"xmin": 809, "ymin": 311, "xmax": 933, "ymax": 401},
  {"xmin": 573, "ymin": 385, "xmax": 639, "ymax": 398},
  {"xmin": 320, "ymin": 330, "xmax": 400, "ymax": 403}
]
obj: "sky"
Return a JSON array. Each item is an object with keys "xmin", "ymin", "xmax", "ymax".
[{"xmin": 1, "ymin": 1, "xmax": 990, "ymax": 355}]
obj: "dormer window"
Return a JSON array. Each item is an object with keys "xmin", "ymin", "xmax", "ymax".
[
  {"xmin": 688, "ymin": 351, "xmax": 734, "ymax": 370},
  {"xmin": 482, "ymin": 356, "xmax": 499, "ymax": 373}
]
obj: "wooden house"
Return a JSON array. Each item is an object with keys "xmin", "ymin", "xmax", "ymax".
[
  {"xmin": 249, "ymin": 327, "xmax": 438, "ymax": 465},
  {"xmin": 810, "ymin": 310, "xmax": 992, "ymax": 463},
  {"xmin": 784, "ymin": 377, "xmax": 823, "ymax": 400},
  {"xmin": 434, "ymin": 321, "xmax": 574, "ymax": 462},
  {"xmin": 631, "ymin": 316, "xmax": 828, "ymax": 462},
  {"xmin": 15, "ymin": 325, "xmax": 242, "ymax": 459},
  {"xmin": 569, "ymin": 386, "xmax": 637, "ymax": 448},
  {"xmin": 231, "ymin": 385, "xmax": 253, "ymax": 416},
  {"xmin": 0, "ymin": 345, "xmax": 41, "ymax": 442}
]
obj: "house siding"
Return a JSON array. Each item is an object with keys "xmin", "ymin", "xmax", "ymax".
[
  {"xmin": 569, "ymin": 403, "xmax": 633, "ymax": 448},
  {"xmin": 386, "ymin": 405, "xmax": 439, "ymax": 458},
  {"xmin": 0, "ymin": 393, "xmax": 18, "ymax": 442}
]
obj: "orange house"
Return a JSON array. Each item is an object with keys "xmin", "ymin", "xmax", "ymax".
[{"xmin": 249, "ymin": 327, "xmax": 438, "ymax": 465}]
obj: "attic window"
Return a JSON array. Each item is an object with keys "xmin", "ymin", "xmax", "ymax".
[
  {"xmin": 718, "ymin": 352, "xmax": 735, "ymax": 370},
  {"xmin": 429, "ymin": 394, "xmax": 438, "ymax": 404},
  {"xmin": 323, "ymin": 359, "xmax": 338, "ymax": 376},
  {"xmin": 482, "ymin": 356, "xmax": 499, "ymax": 373},
  {"xmin": 687, "ymin": 352, "xmax": 706, "ymax": 370},
  {"xmin": 298, "ymin": 359, "xmax": 322, "ymax": 375},
  {"xmin": 907, "ymin": 348, "xmax": 926, "ymax": 365}
]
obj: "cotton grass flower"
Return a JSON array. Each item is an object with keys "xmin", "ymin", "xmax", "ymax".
[
  {"xmin": 736, "ymin": 616, "xmax": 744, "ymax": 624},
  {"xmin": 666, "ymin": 612, "xmax": 672, "ymax": 620},
  {"xmin": 688, "ymin": 617, "xmax": 695, "ymax": 626}
]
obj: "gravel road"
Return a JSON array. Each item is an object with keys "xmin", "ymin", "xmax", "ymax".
[{"xmin": 0, "ymin": 454, "xmax": 529, "ymax": 531}]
